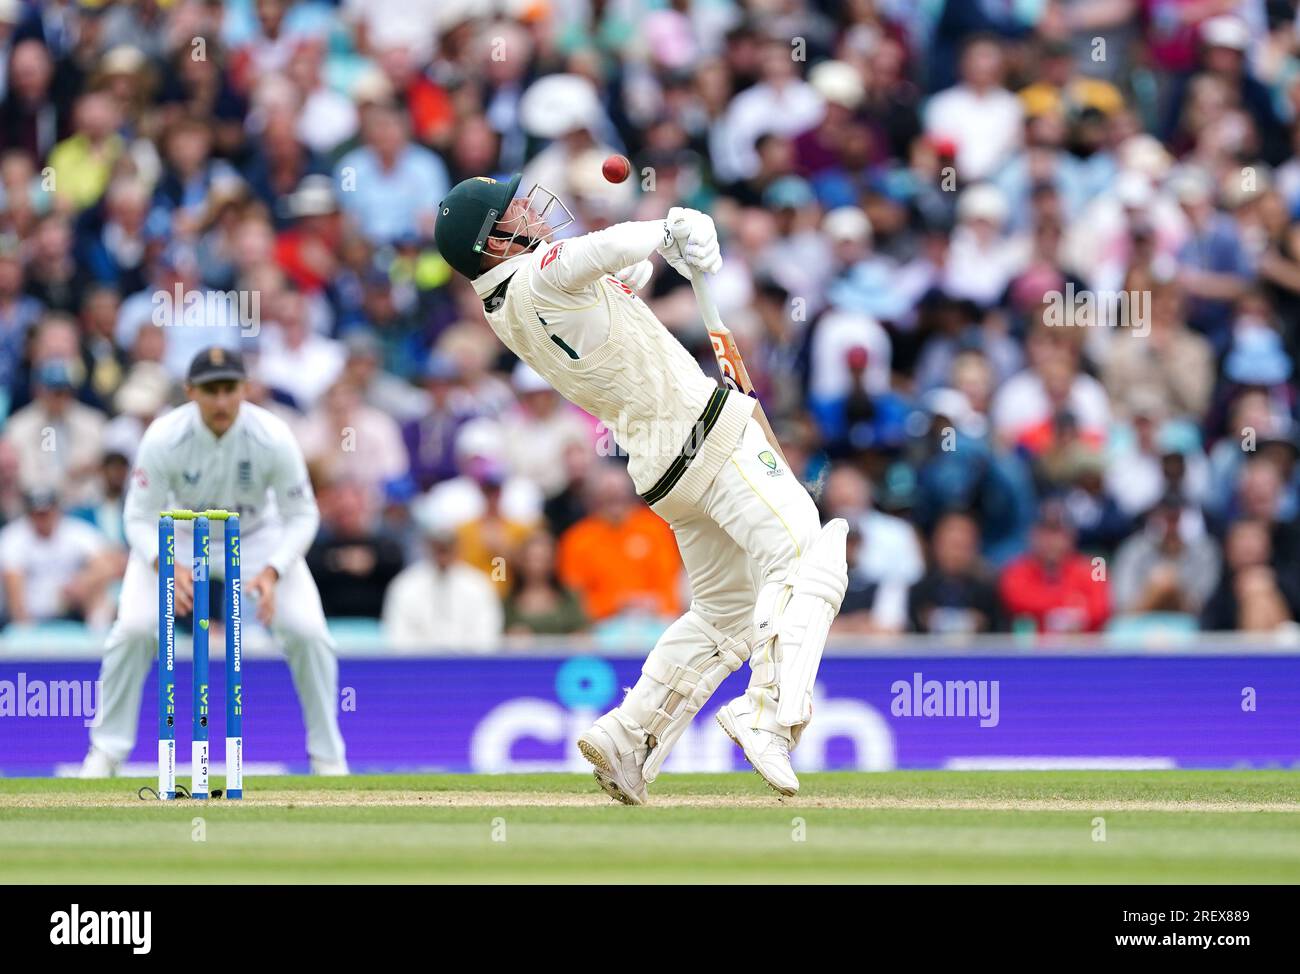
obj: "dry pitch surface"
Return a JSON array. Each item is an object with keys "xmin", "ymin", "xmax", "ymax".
[{"xmin": 1, "ymin": 771, "xmax": 1297, "ymax": 883}]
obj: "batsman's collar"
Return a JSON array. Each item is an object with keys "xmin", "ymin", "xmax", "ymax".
[{"xmin": 471, "ymin": 249, "xmax": 532, "ymax": 303}]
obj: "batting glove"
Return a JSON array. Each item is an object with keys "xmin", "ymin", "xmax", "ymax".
[{"xmin": 658, "ymin": 207, "xmax": 722, "ymax": 278}]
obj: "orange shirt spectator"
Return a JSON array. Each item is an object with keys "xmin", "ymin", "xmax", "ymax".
[{"xmin": 557, "ymin": 466, "xmax": 681, "ymax": 621}]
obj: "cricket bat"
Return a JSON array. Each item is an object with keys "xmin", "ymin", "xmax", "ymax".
[{"xmin": 673, "ymin": 228, "xmax": 790, "ymax": 467}]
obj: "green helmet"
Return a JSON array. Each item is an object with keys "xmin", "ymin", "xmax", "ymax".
[{"xmin": 434, "ymin": 173, "xmax": 523, "ymax": 279}]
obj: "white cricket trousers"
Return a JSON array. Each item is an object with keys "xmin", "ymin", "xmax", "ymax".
[
  {"xmin": 643, "ymin": 417, "xmax": 824, "ymax": 737},
  {"xmin": 89, "ymin": 535, "xmax": 347, "ymax": 767}
]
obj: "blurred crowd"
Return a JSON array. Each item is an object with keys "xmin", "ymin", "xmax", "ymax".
[{"xmin": 3, "ymin": 0, "xmax": 1300, "ymax": 648}]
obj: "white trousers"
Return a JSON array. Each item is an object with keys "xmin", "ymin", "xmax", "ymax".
[
  {"xmin": 630, "ymin": 417, "xmax": 823, "ymax": 739},
  {"xmin": 89, "ymin": 539, "xmax": 347, "ymax": 767}
]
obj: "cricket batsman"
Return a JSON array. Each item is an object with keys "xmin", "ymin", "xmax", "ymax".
[
  {"xmin": 80, "ymin": 348, "xmax": 348, "ymax": 777},
  {"xmin": 435, "ymin": 174, "xmax": 848, "ymax": 802}
]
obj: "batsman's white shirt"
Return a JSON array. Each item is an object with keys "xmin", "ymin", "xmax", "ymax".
[
  {"xmin": 124, "ymin": 401, "xmax": 319, "ymax": 575},
  {"xmin": 472, "ymin": 220, "xmax": 755, "ymax": 508}
]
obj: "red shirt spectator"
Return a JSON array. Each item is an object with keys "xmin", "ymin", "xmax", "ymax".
[{"xmin": 1000, "ymin": 502, "xmax": 1110, "ymax": 632}]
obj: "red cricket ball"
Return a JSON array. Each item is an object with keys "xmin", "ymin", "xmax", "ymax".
[{"xmin": 601, "ymin": 154, "xmax": 631, "ymax": 184}]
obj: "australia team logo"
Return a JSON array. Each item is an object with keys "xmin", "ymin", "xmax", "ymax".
[{"xmin": 758, "ymin": 450, "xmax": 782, "ymax": 477}]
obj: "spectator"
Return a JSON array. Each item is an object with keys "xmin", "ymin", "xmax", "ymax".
[
  {"xmin": 715, "ymin": 35, "xmax": 825, "ymax": 184},
  {"xmin": 0, "ymin": 488, "xmax": 114, "ymax": 628},
  {"xmin": 1103, "ymin": 282, "xmax": 1214, "ymax": 422},
  {"xmin": 999, "ymin": 500, "xmax": 1109, "ymax": 633},
  {"xmin": 47, "ymin": 89, "xmax": 123, "ymax": 212},
  {"xmin": 0, "ymin": 40, "xmax": 66, "ymax": 161},
  {"xmin": 307, "ymin": 478, "xmax": 405, "ymax": 618},
  {"xmin": 334, "ymin": 101, "xmax": 448, "ymax": 244},
  {"xmin": 911, "ymin": 390, "xmax": 1036, "ymax": 565},
  {"xmin": 503, "ymin": 531, "xmax": 587, "ymax": 636},
  {"xmin": 453, "ymin": 462, "xmax": 535, "ymax": 594},
  {"xmin": 822, "ymin": 465, "xmax": 924, "ymax": 631},
  {"xmin": 1200, "ymin": 518, "xmax": 1300, "ymax": 631},
  {"xmin": 501, "ymin": 363, "xmax": 591, "ymax": 499},
  {"xmin": 909, "ymin": 511, "xmax": 1005, "ymax": 634},
  {"xmin": 924, "ymin": 35, "xmax": 1023, "ymax": 183},
  {"xmin": 27, "ymin": 214, "xmax": 93, "ymax": 315},
  {"xmin": 557, "ymin": 464, "xmax": 682, "ymax": 623},
  {"xmin": 255, "ymin": 288, "xmax": 345, "ymax": 409},
  {"xmin": 381, "ymin": 510, "xmax": 501, "ymax": 652},
  {"xmin": 338, "ymin": 329, "xmax": 429, "ymax": 424},
  {"xmin": 3, "ymin": 358, "xmax": 106, "ymax": 504},
  {"xmin": 401, "ymin": 352, "xmax": 476, "ymax": 491},
  {"xmin": 1111, "ymin": 492, "xmax": 1221, "ymax": 617},
  {"xmin": 295, "ymin": 378, "xmax": 408, "ymax": 505},
  {"xmin": 833, "ymin": 525, "xmax": 882, "ymax": 634}
]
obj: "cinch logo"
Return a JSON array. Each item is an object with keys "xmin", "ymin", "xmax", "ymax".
[{"xmin": 49, "ymin": 904, "xmax": 151, "ymax": 954}]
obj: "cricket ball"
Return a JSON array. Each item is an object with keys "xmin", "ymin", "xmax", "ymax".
[{"xmin": 602, "ymin": 154, "xmax": 631, "ymax": 184}]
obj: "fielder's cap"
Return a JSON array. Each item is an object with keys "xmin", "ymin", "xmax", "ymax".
[
  {"xmin": 186, "ymin": 346, "xmax": 247, "ymax": 385},
  {"xmin": 434, "ymin": 173, "xmax": 523, "ymax": 279}
]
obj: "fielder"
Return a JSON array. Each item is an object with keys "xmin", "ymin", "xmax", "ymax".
[
  {"xmin": 435, "ymin": 174, "xmax": 848, "ymax": 802},
  {"xmin": 81, "ymin": 347, "xmax": 348, "ymax": 777}
]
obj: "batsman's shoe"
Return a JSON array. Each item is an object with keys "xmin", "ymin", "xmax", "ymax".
[
  {"xmin": 716, "ymin": 700, "xmax": 799, "ymax": 797},
  {"xmin": 78, "ymin": 746, "xmax": 120, "ymax": 779},
  {"xmin": 577, "ymin": 715, "xmax": 648, "ymax": 806}
]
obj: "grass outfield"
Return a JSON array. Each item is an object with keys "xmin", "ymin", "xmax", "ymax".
[{"xmin": 1, "ymin": 771, "xmax": 1297, "ymax": 883}]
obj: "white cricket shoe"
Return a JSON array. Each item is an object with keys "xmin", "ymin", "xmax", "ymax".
[
  {"xmin": 79, "ymin": 746, "xmax": 120, "ymax": 779},
  {"xmin": 310, "ymin": 758, "xmax": 351, "ymax": 776},
  {"xmin": 577, "ymin": 714, "xmax": 647, "ymax": 806},
  {"xmin": 716, "ymin": 700, "xmax": 799, "ymax": 797}
]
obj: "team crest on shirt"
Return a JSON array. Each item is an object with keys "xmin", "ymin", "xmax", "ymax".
[{"xmin": 758, "ymin": 450, "xmax": 782, "ymax": 477}]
